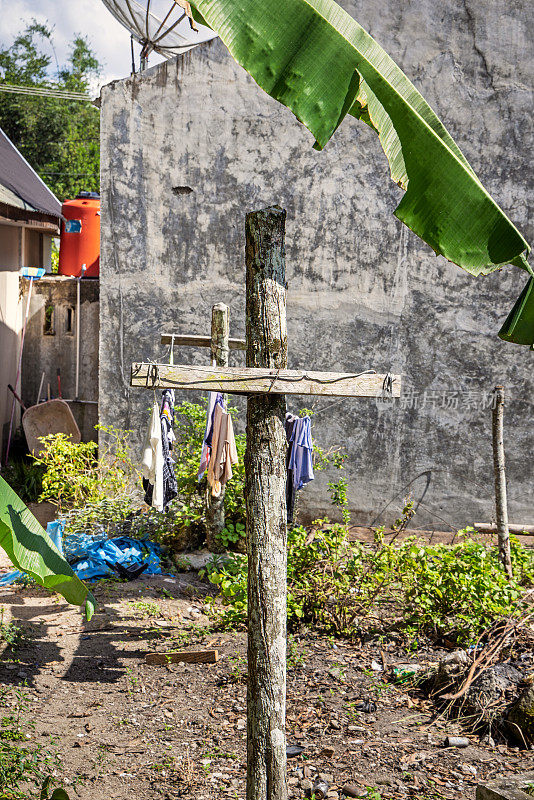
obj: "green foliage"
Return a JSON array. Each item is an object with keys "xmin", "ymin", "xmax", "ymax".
[
  {"xmin": 0, "ymin": 475, "xmax": 95, "ymax": 618},
  {"xmin": 2, "ymin": 459, "xmax": 44, "ymax": 504},
  {"xmin": 0, "ymin": 21, "xmax": 100, "ymax": 201},
  {"xmin": 0, "ymin": 688, "xmax": 64, "ymax": 800},
  {"xmin": 32, "ymin": 425, "xmax": 136, "ymax": 511},
  {"xmin": 219, "ymin": 522, "xmax": 246, "ymax": 549},
  {"xmin": 0, "ymin": 609, "xmax": 23, "ymax": 649},
  {"xmin": 203, "ymin": 506, "xmax": 534, "ymax": 642}
]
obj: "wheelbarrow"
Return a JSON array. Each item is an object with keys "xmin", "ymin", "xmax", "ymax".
[{"xmin": 7, "ymin": 385, "xmax": 81, "ymax": 457}]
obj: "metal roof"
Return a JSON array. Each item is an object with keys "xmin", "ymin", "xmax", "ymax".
[{"xmin": 0, "ymin": 127, "xmax": 62, "ymax": 219}]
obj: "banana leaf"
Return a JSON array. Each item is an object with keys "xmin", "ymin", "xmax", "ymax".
[
  {"xmin": 189, "ymin": 0, "xmax": 532, "ymax": 343},
  {"xmin": 499, "ymin": 276, "xmax": 534, "ymax": 348},
  {"xmin": 0, "ymin": 476, "xmax": 95, "ymax": 619}
]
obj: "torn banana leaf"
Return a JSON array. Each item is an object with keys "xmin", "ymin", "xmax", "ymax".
[
  {"xmin": 499, "ymin": 276, "xmax": 534, "ymax": 348},
  {"xmin": 190, "ymin": 0, "xmax": 532, "ymax": 343},
  {"xmin": 0, "ymin": 476, "xmax": 95, "ymax": 619}
]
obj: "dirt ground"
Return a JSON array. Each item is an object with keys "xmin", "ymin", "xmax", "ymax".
[{"xmin": 1, "ymin": 572, "xmax": 533, "ymax": 800}]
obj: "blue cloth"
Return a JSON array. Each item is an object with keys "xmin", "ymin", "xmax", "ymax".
[{"xmin": 287, "ymin": 414, "xmax": 314, "ymax": 490}]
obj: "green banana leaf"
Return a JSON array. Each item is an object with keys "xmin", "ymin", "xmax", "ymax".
[
  {"xmin": 499, "ymin": 276, "xmax": 534, "ymax": 348},
  {"xmin": 0, "ymin": 476, "xmax": 95, "ymax": 620},
  {"xmin": 189, "ymin": 0, "xmax": 532, "ymax": 343}
]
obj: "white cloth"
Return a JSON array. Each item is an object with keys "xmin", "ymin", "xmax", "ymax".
[{"xmin": 141, "ymin": 402, "xmax": 164, "ymax": 512}]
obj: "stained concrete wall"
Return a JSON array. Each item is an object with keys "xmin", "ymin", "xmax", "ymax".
[
  {"xmin": 21, "ymin": 276, "xmax": 99, "ymax": 442},
  {"xmin": 1, "ymin": 222, "xmax": 56, "ymax": 454},
  {"xmin": 99, "ymin": 0, "xmax": 533, "ymax": 529}
]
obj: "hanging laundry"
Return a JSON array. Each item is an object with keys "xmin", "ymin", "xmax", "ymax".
[
  {"xmin": 206, "ymin": 404, "xmax": 238, "ymax": 497},
  {"xmin": 160, "ymin": 389, "xmax": 178, "ymax": 509},
  {"xmin": 285, "ymin": 412, "xmax": 314, "ymax": 526},
  {"xmin": 198, "ymin": 391, "xmax": 224, "ymax": 480},
  {"xmin": 141, "ymin": 401, "xmax": 164, "ymax": 511},
  {"xmin": 141, "ymin": 391, "xmax": 178, "ymax": 512}
]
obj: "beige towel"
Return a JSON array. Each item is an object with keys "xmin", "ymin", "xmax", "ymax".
[{"xmin": 206, "ymin": 404, "xmax": 238, "ymax": 497}]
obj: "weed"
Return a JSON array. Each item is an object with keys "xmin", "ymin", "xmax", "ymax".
[
  {"xmin": 125, "ymin": 667, "xmax": 139, "ymax": 695},
  {"xmin": 228, "ymin": 654, "xmax": 247, "ymax": 684},
  {"xmin": 0, "ymin": 688, "xmax": 66, "ymax": 799},
  {"xmin": 0, "ymin": 610, "xmax": 23, "ymax": 649},
  {"xmin": 128, "ymin": 600, "xmax": 161, "ymax": 618},
  {"xmin": 287, "ymin": 635, "xmax": 306, "ymax": 670}
]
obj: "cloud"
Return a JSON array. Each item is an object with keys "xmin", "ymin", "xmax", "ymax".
[{"xmin": 1, "ymin": 0, "xmax": 166, "ymax": 89}]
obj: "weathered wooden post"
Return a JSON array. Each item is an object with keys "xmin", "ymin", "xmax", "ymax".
[
  {"xmin": 205, "ymin": 302, "xmax": 230, "ymax": 552},
  {"xmin": 245, "ymin": 207, "xmax": 288, "ymax": 800},
  {"xmin": 492, "ymin": 385, "xmax": 513, "ymax": 580}
]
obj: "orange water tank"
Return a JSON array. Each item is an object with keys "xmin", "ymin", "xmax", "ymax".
[{"xmin": 58, "ymin": 192, "xmax": 100, "ymax": 277}]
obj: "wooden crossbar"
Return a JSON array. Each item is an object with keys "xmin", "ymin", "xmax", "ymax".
[
  {"xmin": 161, "ymin": 334, "xmax": 246, "ymax": 350},
  {"xmin": 131, "ymin": 362, "xmax": 401, "ymax": 398}
]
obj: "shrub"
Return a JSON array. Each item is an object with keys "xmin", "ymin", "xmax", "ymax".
[
  {"xmin": 32, "ymin": 424, "xmax": 136, "ymax": 510},
  {"xmin": 203, "ymin": 509, "xmax": 534, "ymax": 643},
  {"xmin": 2, "ymin": 459, "xmax": 44, "ymax": 504}
]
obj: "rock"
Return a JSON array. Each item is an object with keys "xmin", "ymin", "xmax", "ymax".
[
  {"xmin": 329, "ymin": 720, "xmax": 341, "ymax": 730},
  {"xmin": 300, "ymin": 779, "xmax": 313, "ymax": 793},
  {"xmin": 341, "ymin": 784, "xmax": 367, "ymax": 798},
  {"xmin": 476, "ymin": 770, "xmax": 534, "ymax": 799},
  {"xmin": 327, "ymin": 793, "xmax": 339, "ymax": 799},
  {"xmin": 506, "ymin": 683, "xmax": 534, "ymax": 747},
  {"xmin": 288, "ymin": 777, "xmax": 300, "ymax": 786},
  {"xmin": 321, "ymin": 746, "xmax": 336, "ymax": 758},
  {"xmin": 318, "ymin": 773, "xmax": 334, "ymax": 783}
]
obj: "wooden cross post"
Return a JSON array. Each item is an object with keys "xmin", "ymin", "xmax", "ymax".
[
  {"xmin": 161, "ymin": 306, "xmax": 246, "ymax": 551},
  {"xmin": 131, "ymin": 206, "xmax": 401, "ymax": 800}
]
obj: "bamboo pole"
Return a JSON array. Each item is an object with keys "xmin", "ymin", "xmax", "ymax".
[
  {"xmin": 245, "ymin": 207, "xmax": 288, "ymax": 800},
  {"xmin": 492, "ymin": 385, "xmax": 513, "ymax": 580}
]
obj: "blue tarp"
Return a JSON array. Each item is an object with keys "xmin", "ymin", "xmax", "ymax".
[
  {"xmin": 0, "ymin": 520, "xmax": 164, "ymax": 585},
  {"xmin": 69, "ymin": 534, "xmax": 163, "ymax": 580}
]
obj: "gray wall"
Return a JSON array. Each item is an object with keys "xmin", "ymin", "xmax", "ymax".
[
  {"xmin": 99, "ymin": 0, "xmax": 533, "ymax": 530},
  {"xmin": 22, "ymin": 276, "xmax": 99, "ymax": 442}
]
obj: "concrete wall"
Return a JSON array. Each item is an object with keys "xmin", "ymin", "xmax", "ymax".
[
  {"xmin": 21, "ymin": 276, "xmax": 99, "ymax": 442},
  {"xmin": 1, "ymin": 222, "xmax": 56, "ymax": 454},
  {"xmin": 99, "ymin": 0, "xmax": 533, "ymax": 530}
]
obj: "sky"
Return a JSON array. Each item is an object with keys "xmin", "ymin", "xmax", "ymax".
[{"xmin": 1, "ymin": 0, "xmax": 171, "ymax": 90}]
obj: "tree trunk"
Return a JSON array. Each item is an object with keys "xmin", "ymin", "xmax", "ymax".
[
  {"xmin": 492, "ymin": 385, "xmax": 513, "ymax": 580},
  {"xmin": 245, "ymin": 207, "xmax": 288, "ymax": 800},
  {"xmin": 205, "ymin": 303, "xmax": 230, "ymax": 553}
]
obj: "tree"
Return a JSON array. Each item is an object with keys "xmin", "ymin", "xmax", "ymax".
[{"xmin": 0, "ymin": 21, "xmax": 100, "ymax": 201}]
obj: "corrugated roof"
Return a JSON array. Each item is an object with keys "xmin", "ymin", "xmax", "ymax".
[{"xmin": 0, "ymin": 127, "xmax": 62, "ymax": 218}]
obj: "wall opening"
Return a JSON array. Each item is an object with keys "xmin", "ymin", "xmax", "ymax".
[
  {"xmin": 65, "ymin": 306, "xmax": 75, "ymax": 334},
  {"xmin": 43, "ymin": 304, "xmax": 55, "ymax": 335}
]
